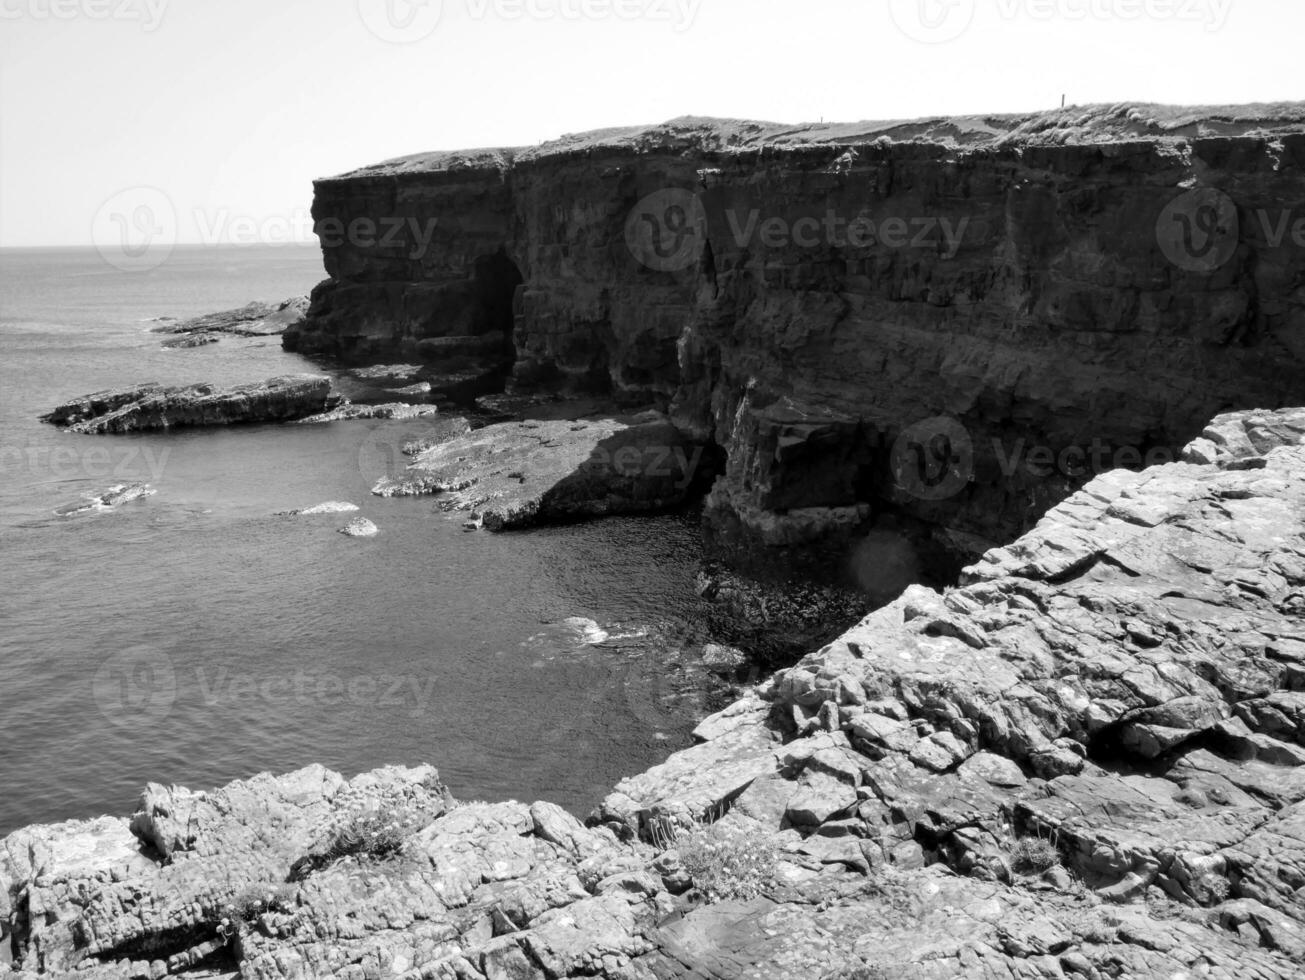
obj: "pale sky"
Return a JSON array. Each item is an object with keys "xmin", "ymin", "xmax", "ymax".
[{"xmin": 0, "ymin": 0, "xmax": 1299, "ymax": 247}]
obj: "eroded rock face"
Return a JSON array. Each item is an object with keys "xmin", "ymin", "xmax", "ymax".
[
  {"xmin": 42, "ymin": 376, "xmax": 335, "ymax": 433},
  {"xmin": 294, "ymin": 106, "xmax": 1305, "ymax": 576},
  {"xmin": 596, "ymin": 408, "xmax": 1305, "ymax": 964}
]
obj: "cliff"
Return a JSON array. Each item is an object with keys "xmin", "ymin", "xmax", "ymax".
[
  {"xmin": 5, "ymin": 407, "xmax": 1305, "ymax": 978},
  {"xmin": 286, "ymin": 102, "xmax": 1305, "ymax": 581}
]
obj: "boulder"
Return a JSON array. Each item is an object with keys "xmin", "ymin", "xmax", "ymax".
[{"xmin": 339, "ymin": 517, "xmax": 379, "ymax": 537}]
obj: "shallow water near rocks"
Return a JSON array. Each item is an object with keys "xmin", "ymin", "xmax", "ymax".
[{"xmin": 0, "ymin": 246, "xmax": 725, "ymax": 834}]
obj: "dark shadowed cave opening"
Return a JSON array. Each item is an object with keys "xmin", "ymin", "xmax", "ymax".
[{"xmin": 470, "ymin": 250, "xmax": 524, "ymax": 370}]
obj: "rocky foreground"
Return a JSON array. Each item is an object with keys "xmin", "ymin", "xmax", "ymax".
[{"xmin": 5, "ymin": 407, "xmax": 1305, "ymax": 978}]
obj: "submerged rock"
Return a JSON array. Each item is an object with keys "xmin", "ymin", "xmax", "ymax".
[
  {"xmin": 42, "ymin": 375, "xmax": 334, "ymax": 434},
  {"xmin": 160, "ymin": 332, "xmax": 220, "ymax": 349},
  {"xmin": 294, "ymin": 402, "xmax": 439, "ymax": 424},
  {"xmin": 700, "ymin": 642, "xmax": 749, "ymax": 675},
  {"xmin": 345, "ymin": 363, "xmax": 425, "ymax": 385},
  {"xmin": 54, "ymin": 482, "xmax": 156, "ymax": 516},
  {"xmin": 372, "ymin": 411, "xmax": 707, "ymax": 530},
  {"xmin": 276, "ymin": 501, "xmax": 359, "ymax": 516},
  {"xmin": 338, "ymin": 516, "xmax": 379, "ymax": 537},
  {"xmin": 694, "ymin": 561, "xmax": 870, "ymax": 664}
]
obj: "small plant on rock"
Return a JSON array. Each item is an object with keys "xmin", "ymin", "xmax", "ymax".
[
  {"xmin": 228, "ymin": 883, "xmax": 298, "ymax": 922},
  {"xmin": 288, "ymin": 804, "xmax": 425, "ymax": 881},
  {"xmin": 677, "ymin": 822, "xmax": 778, "ymax": 903},
  {"xmin": 215, "ymin": 883, "xmax": 299, "ymax": 943},
  {"xmin": 328, "ymin": 809, "xmax": 411, "ymax": 859},
  {"xmin": 1009, "ymin": 834, "xmax": 1061, "ymax": 876}
]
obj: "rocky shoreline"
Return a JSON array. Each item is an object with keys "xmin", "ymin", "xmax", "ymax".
[
  {"xmin": 6, "ymin": 407, "xmax": 1305, "ymax": 978},
  {"xmin": 18, "ymin": 103, "xmax": 1305, "ymax": 977}
]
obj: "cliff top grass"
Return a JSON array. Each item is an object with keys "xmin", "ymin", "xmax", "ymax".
[{"xmin": 323, "ymin": 101, "xmax": 1305, "ymax": 181}]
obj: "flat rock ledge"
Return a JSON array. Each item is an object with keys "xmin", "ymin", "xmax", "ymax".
[
  {"xmin": 153, "ymin": 297, "xmax": 308, "ymax": 348},
  {"xmin": 372, "ymin": 412, "xmax": 706, "ymax": 530},
  {"xmin": 42, "ymin": 376, "xmax": 335, "ymax": 434},
  {"xmin": 6, "ymin": 408, "xmax": 1305, "ymax": 979}
]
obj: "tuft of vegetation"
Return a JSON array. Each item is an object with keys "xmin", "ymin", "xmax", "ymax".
[
  {"xmin": 326, "ymin": 809, "xmax": 412, "ymax": 860},
  {"xmin": 215, "ymin": 883, "xmax": 299, "ymax": 943},
  {"xmin": 647, "ymin": 813, "xmax": 683, "ymax": 851},
  {"xmin": 228, "ymin": 883, "xmax": 298, "ymax": 922},
  {"xmin": 1009, "ymin": 835, "xmax": 1061, "ymax": 876},
  {"xmin": 288, "ymin": 804, "xmax": 428, "ymax": 881},
  {"xmin": 677, "ymin": 823, "xmax": 779, "ymax": 903}
]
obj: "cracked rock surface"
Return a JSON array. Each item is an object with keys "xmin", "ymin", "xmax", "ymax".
[{"xmin": 5, "ymin": 409, "xmax": 1305, "ymax": 978}]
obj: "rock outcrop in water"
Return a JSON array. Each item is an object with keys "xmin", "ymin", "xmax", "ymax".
[
  {"xmin": 338, "ymin": 516, "xmax": 380, "ymax": 537},
  {"xmin": 372, "ymin": 411, "xmax": 708, "ymax": 529},
  {"xmin": 152, "ymin": 298, "xmax": 309, "ymax": 349},
  {"xmin": 42, "ymin": 376, "xmax": 336, "ymax": 433},
  {"xmin": 7, "ymin": 407, "xmax": 1305, "ymax": 978},
  {"xmin": 53, "ymin": 483, "xmax": 156, "ymax": 516},
  {"xmin": 289, "ymin": 103, "xmax": 1305, "ymax": 580}
]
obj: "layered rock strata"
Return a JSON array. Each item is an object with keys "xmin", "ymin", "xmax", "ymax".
[{"xmin": 291, "ymin": 104, "xmax": 1305, "ymax": 578}]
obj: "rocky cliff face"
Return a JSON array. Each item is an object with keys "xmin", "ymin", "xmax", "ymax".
[{"xmin": 288, "ymin": 104, "xmax": 1305, "ymax": 580}]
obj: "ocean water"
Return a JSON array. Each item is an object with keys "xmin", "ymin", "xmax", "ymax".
[{"xmin": 0, "ymin": 245, "xmax": 722, "ymax": 835}]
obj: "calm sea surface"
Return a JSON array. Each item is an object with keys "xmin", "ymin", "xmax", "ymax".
[{"xmin": 0, "ymin": 245, "xmax": 719, "ymax": 835}]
